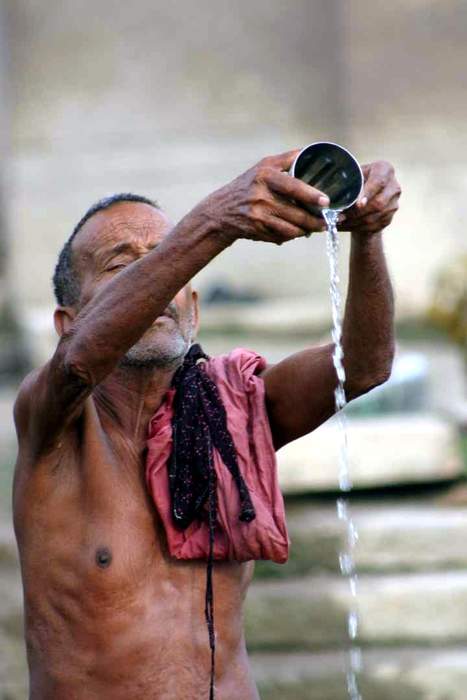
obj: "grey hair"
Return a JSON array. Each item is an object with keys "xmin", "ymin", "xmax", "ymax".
[{"xmin": 52, "ymin": 193, "xmax": 160, "ymax": 306}]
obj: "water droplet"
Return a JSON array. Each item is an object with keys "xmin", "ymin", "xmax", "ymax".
[
  {"xmin": 339, "ymin": 553, "xmax": 353, "ymax": 575},
  {"xmin": 339, "ymin": 473, "xmax": 352, "ymax": 491},
  {"xmin": 350, "ymin": 647, "xmax": 363, "ymax": 672},
  {"xmin": 348, "ymin": 523, "xmax": 359, "ymax": 547},
  {"xmin": 337, "ymin": 499, "xmax": 347, "ymax": 519},
  {"xmin": 348, "ymin": 611, "xmax": 358, "ymax": 639},
  {"xmin": 346, "ymin": 669, "xmax": 362, "ymax": 700}
]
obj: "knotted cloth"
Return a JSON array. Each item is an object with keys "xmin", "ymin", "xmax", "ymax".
[
  {"xmin": 169, "ymin": 343, "xmax": 256, "ymax": 530},
  {"xmin": 146, "ymin": 346, "xmax": 290, "ymax": 699}
]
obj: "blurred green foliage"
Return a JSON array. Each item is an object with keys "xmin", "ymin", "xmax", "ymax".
[{"xmin": 428, "ymin": 255, "xmax": 467, "ymax": 361}]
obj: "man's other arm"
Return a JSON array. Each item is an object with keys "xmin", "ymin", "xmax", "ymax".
[{"xmin": 262, "ymin": 161, "xmax": 401, "ymax": 450}]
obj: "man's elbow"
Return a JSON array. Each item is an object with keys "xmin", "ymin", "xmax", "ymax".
[
  {"xmin": 346, "ymin": 351, "xmax": 395, "ymax": 401},
  {"xmin": 54, "ymin": 328, "xmax": 96, "ymax": 391},
  {"xmin": 63, "ymin": 355, "xmax": 96, "ymax": 391}
]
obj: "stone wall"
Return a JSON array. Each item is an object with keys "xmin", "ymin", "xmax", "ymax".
[{"xmin": 2, "ymin": 0, "xmax": 466, "ymax": 337}]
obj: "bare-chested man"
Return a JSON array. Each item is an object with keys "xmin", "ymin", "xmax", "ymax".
[{"xmin": 12, "ymin": 149, "xmax": 400, "ymax": 699}]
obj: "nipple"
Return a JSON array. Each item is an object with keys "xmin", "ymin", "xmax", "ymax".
[{"xmin": 95, "ymin": 546, "xmax": 112, "ymax": 569}]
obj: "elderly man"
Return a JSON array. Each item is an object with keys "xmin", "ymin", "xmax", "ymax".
[{"xmin": 13, "ymin": 149, "xmax": 400, "ymax": 700}]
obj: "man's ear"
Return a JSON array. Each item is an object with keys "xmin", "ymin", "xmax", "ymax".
[
  {"xmin": 191, "ymin": 290, "xmax": 200, "ymax": 337},
  {"xmin": 53, "ymin": 306, "xmax": 77, "ymax": 337}
]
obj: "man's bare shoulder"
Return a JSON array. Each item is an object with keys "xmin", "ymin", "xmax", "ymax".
[
  {"xmin": 13, "ymin": 365, "xmax": 48, "ymax": 439},
  {"xmin": 13, "ymin": 354, "xmax": 88, "ymax": 457}
]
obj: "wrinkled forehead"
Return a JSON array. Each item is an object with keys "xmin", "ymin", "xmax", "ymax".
[{"xmin": 72, "ymin": 201, "xmax": 173, "ymax": 265}]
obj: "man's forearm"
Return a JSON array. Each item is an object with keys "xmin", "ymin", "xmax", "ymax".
[
  {"xmin": 63, "ymin": 210, "xmax": 228, "ymax": 386},
  {"xmin": 342, "ymin": 231, "xmax": 395, "ymax": 399}
]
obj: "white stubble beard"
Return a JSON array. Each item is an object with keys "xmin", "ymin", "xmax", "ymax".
[{"xmin": 119, "ymin": 312, "xmax": 195, "ymax": 370}]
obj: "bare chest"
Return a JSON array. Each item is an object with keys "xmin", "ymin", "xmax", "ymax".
[{"xmin": 14, "ymin": 426, "xmax": 253, "ymax": 644}]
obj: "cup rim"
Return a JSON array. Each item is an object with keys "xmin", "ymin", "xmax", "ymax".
[{"xmin": 290, "ymin": 141, "xmax": 364, "ymax": 210}]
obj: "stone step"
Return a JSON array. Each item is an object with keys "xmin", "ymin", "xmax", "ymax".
[
  {"xmin": 255, "ymin": 500, "xmax": 467, "ymax": 578},
  {"xmin": 0, "ymin": 630, "xmax": 28, "ymax": 700},
  {"xmin": 277, "ymin": 414, "xmax": 463, "ymax": 493},
  {"xmin": 245, "ymin": 571, "xmax": 467, "ymax": 650},
  {"xmin": 0, "ymin": 523, "xmax": 19, "ymax": 569},
  {"xmin": 0, "ymin": 569, "xmax": 24, "ymax": 639},
  {"xmin": 250, "ymin": 647, "xmax": 467, "ymax": 700}
]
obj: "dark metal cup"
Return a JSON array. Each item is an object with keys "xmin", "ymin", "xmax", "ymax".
[{"xmin": 289, "ymin": 141, "xmax": 363, "ymax": 215}]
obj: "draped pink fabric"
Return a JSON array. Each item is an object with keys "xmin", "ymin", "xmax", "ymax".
[{"xmin": 146, "ymin": 348, "xmax": 290, "ymax": 564}]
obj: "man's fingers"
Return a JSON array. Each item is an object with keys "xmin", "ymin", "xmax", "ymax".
[
  {"xmin": 337, "ymin": 160, "xmax": 400, "ymax": 234},
  {"xmin": 339, "ymin": 209, "xmax": 395, "ymax": 233},
  {"xmin": 261, "ymin": 149, "xmax": 301, "ymax": 171},
  {"xmin": 266, "ymin": 170, "xmax": 330, "ymax": 208},
  {"xmin": 346, "ymin": 190, "xmax": 400, "ymax": 224},
  {"xmin": 362, "ymin": 174, "xmax": 386, "ymax": 205},
  {"xmin": 272, "ymin": 198, "xmax": 326, "ymax": 233},
  {"xmin": 261, "ymin": 213, "xmax": 313, "ymax": 242},
  {"xmin": 359, "ymin": 161, "xmax": 397, "ymax": 207}
]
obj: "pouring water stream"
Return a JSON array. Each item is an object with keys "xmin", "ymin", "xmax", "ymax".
[{"xmin": 322, "ymin": 208, "xmax": 362, "ymax": 700}]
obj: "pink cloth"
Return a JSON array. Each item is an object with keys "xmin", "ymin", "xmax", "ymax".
[{"xmin": 145, "ymin": 348, "xmax": 290, "ymax": 564}]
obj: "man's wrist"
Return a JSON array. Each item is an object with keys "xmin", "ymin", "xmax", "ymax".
[
  {"xmin": 175, "ymin": 205, "xmax": 235, "ymax": 256},
  {"xmin": 350, "ymin": 230, "xmax": 383, "ymax": 247}
]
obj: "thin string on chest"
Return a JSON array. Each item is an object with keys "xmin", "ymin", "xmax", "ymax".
[{"xmin": 168, "ymin": 344, "xmax": 256, "ymax": 699}]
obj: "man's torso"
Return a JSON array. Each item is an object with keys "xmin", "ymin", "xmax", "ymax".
[{"xmin": 13, "ymin": 392, "xmax": 258, "ymax": 700}]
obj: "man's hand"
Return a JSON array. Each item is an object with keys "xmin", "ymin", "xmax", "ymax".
[
  {"xmin": 339, "ymin": 161, "xmax": 401, "ymax": 235},
  {"xmin": 197, "ymin": 150, "xmax": 331, "ymax": 245}
]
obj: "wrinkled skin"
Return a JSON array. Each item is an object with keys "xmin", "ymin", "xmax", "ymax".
[{"xmin": 13, "ymin": 150, "xmax": 400, "ymax": 699}]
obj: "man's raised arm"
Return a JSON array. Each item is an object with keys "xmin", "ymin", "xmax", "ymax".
[
  {"xmin": 14, "ymin": 150, "xmax": 332, "ymax": 453},
  {"xmin": 262, "ymin": 161, "xmax": 401, "ymax": 450}
]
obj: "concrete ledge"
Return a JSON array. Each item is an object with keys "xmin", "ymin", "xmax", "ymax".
[
  {"xmin": 201, "ymin": 299, "xmax": 331, "ymax": 336},
  {"xmin": 245, "ymin": 571, "xmax": 467, "ymax": 649},
  {"xmin": 250, "ymin": 647, "xmax": 467, "ymax": 700},
  {"xmin": 277, "ymin": 414, "xmax": 463, "ymax": 493},
  {"xmin": 255, "ymin": 502, "xmax": 467, "ymax": 577}
]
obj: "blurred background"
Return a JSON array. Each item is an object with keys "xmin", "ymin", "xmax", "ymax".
[{"xmin": 0, "ymin": 1, "xmax": 466, "ymax": 698}]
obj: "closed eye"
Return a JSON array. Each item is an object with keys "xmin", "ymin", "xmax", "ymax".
[{"xmin": 106, "ymin": 263, "xmax": 128, "ymax": 272}]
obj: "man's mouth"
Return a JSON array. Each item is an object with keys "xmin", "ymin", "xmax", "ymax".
[{"xmin": 154, "ymin": 308, "xmax": 178, "ymax": 324}]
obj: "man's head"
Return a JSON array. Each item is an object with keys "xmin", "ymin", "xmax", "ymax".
[{"xmin": 52, "ymin": 193, "xmax": 199, "ymax": 369}]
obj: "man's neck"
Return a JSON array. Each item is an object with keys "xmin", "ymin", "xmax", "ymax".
[{"xmin": 94, "ymin": 362, "xmax": 180, "ymax": 442}]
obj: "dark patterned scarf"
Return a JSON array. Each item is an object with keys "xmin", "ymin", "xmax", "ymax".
[{"xmin": 169, "ymin": 343, "xmax": 256, "ymax": 699}]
